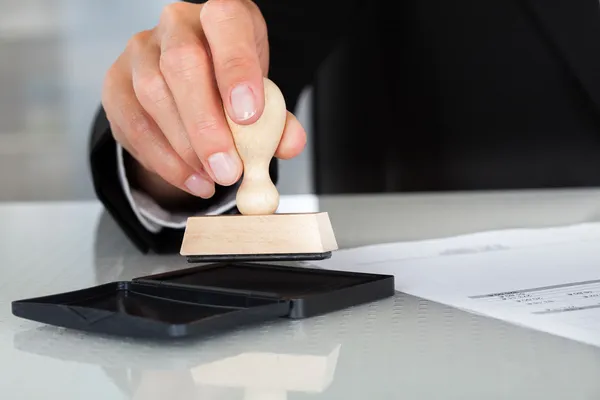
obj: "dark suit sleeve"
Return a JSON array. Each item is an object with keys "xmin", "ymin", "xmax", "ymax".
[{"xmin": 88, "ymin": 0, "xmax": 355, "ymax": 254}]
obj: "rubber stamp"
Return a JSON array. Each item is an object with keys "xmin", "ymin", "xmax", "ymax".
[{"xmin": 180, "ymin": 77, "xmax": 338, "ymax": 262}]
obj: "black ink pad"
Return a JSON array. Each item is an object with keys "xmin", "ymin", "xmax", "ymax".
[{"xmin": 12, "ymin": 262, "xmax": 394, "ymax": 339}]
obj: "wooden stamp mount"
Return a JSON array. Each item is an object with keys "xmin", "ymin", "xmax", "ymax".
[
  {"xmin": 180, "ymin": 77, "xmax": 339, "ymax": 261},
  {"xmin": 180, "ymin": 212, "xmax": 338, "ymax": 261}
]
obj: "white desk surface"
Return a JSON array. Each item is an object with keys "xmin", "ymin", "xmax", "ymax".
[{"xmin": 3, "ymin": 190, "xmax": 600, "ymax": 399}]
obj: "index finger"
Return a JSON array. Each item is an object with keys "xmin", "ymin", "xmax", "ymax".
[{"xmin": 200, "ymin": 0, "xmax": 265, "ymax": 125}]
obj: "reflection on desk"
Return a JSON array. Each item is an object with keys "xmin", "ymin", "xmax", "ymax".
[
  {"xmin": 14, "ymin": 324, "xmax": 341, "ymax": 400},
  {"xmin": 3, "ymin": 196, "xmax": 600, "ymax": 399}
]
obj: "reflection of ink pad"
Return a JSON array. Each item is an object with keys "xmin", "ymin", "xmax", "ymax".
[{"xmin": 12, "ymin": 262, "xmax": 394, "ymax": 339}]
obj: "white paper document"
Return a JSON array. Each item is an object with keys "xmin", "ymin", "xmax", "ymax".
[{"xmin": 316, "ymin": 223, "xmax": 600, "ymax": 347}]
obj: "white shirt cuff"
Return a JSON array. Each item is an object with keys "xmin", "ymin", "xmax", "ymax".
[{"xmin": 116, "ymin": 144, "xmax": 237, "ymax": 233}]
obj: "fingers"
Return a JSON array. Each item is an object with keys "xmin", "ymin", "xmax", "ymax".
[
  {"xmin": 157, "ymin": 4, "xmax": 243, "ymax": 186},
  {"xmin": 129, "ymin": 30, "xmax": 206, "ymax": 176},
  {"xmin": 103, "ymin": 0, "xmax": 304, "ymax": 202},
  {"xmin": 200, "ymin": 0, "xmax": 265, "ymax": 125},
  {"xmin": 275, "ymin": 112, "xmax": 307, "ymax": 160},
  {"xmin": 102, "ymin": 52, "xmax": 216, "ymax": 199}
]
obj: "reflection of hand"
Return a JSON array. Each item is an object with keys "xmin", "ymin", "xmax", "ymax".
[{"xmin": 102, "ymin": 0, "xmax": 306, "ymax": 204}]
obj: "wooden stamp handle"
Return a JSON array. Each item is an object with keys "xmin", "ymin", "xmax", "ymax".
[{"xmin": 225, "ymin": 77, "xmax": 287, "ymax": 215}]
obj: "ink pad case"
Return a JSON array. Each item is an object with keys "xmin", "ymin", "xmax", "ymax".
[{"xmin": 12, "ymin": 262, "xmax": 394, "ymax": 339}]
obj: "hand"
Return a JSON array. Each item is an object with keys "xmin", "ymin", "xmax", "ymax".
[{"xmin": 101, "ymin": 0, "xmax": 306, "ymax": 202}]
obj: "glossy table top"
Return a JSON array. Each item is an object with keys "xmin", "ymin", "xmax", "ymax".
[{"xmin": 3, "ymin": 191, "xmax": 600, "ymax": 399}]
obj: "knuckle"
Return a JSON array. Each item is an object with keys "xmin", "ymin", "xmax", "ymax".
[
  {"xmin": 193, "ymin": 115, "xmax": 221, "ymax": 136},
  {"xmin": 202, "ymin": 0, "xmax": 244, "ymax": 22},
  {"xmin": 188, "ymin": 116, "xmax": 230, "ymax": 155},
  {"xmin": 159, "ymin": 2, "xmax": 187, "ymax": 27},
  {"xmin": 159, "ymin": 45, "xmax": 209, "ymax": 76},
  {"xmin": 126, "ymin": 31, "xmax": 149, "ymax": 54},
  {"xmin": 243, "ymin": 0, "xmax": 263, "ymax": 17},
  {"xmin": 219, "ymin": 53, "xmax": 254, "ymax": 73},
  {"xmin": 134, "ymin": 73, "xmax": 169, "ymax": 105}
]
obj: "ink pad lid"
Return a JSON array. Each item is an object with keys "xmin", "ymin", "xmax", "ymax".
[{"xmin": 12, "ymin": 262, "xmax": 394, "ymax": 339}]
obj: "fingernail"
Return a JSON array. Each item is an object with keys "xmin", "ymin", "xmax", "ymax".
[
  {"xmin": 184, "ymin": 174, "xmax": 215, "ymax": 198},
  {"xmin": 230, "ymin": 84, "xmax": 256, "ymax": 121},
  {"xmin": 208, "ymin": 152, "xmax": 239, "ymax": 185}
]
